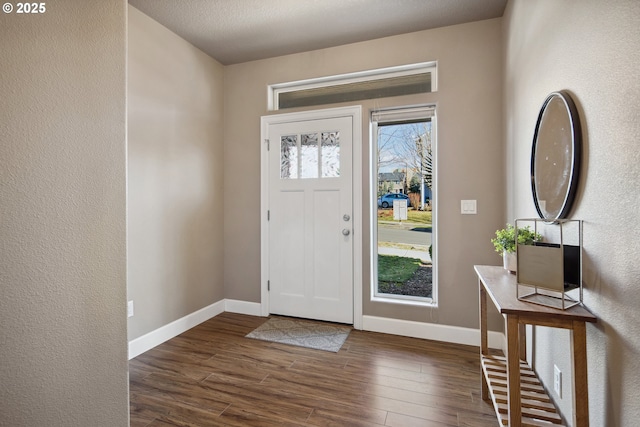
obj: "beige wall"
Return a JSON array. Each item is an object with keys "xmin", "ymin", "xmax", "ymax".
[
  {"xmin": 503, "ymin": 0, "xmax": 640, "ymax": 425},
  {"xmin": 0, "ymin": 1, "xmax": 128, "ymax": 426},
  {"xmin": 5, "ymin": 2, "xmax": 636, "ymax": 424},
  {"xmin": 127, "ymin": 6, "xmax": 226, "ymax": 340},
  {"xmin": 224, "ymin": 19, "xmax": 505, "ymax": 328}
]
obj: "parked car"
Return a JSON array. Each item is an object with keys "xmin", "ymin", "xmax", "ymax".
[{"xmin": 377, "ymin": 193, "xmax": 411, "ymax": 208}]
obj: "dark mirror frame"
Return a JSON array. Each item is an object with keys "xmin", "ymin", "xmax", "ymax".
[{"xmin": 530, "ymin": 91, "xmax": 582, "ymax": 222}]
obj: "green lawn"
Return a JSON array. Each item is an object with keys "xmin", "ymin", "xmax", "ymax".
[
  {"xmin": 377, "ymin": 254, "xmax": 421, "ymax": 283},
  {"xmin": 377, "ymin": 209, "xmax": 432, "ymax": 225}
]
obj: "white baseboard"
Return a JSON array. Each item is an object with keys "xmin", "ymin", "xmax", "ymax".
[
  {"xmin": 128, "ymin": 300, "xmax": 225, "ymax": 360},
  {"xmin": 224, "ymin": 299, "xmax": 263, "ymax": 317},
  {"xmin": 129, "ymin": 302, "xmax": 505, "ymax": 360},
  {"xmin": 362, "ymin": 315, "xmax": 505, "ymax": 350}
]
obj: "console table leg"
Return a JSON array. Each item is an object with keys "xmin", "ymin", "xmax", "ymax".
[
  {"xmin": 572, "ymin": 320, "xmax": 589, "ymax": 427},
  {"xmin": 506, "ymin": 315, "xmax": 522, "ymax": 426},
  {"xmin": 479, "ymin": 281, "xmax": 489, "ymax": 400}
]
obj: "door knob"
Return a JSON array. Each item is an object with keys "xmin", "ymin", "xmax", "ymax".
[{"xmin": 342, "ymin": 229, "xmax": 350, "ymax": 236}]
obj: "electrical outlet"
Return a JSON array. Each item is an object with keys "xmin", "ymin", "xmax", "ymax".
[
  {"xmin": 554, "ymin": 365, "xmax": 562, "ymax": 398},
  {"xmin": 127, "ymin": 300, "xmax": 134, "ymax": 318}
]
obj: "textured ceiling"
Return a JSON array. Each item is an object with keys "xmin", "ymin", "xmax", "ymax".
[{"xmin": 128, "ymin": 0, "xmax": 507, "ymax": 65}]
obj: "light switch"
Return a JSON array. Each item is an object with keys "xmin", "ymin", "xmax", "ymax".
[{"xmin": 461, "ymin": 200, "xmax": 477, "ymax": 214}]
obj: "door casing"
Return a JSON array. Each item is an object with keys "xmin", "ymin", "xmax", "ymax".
[{"xmin": 260, "ymin": 105, "xmax": 362, "ymax": 329}]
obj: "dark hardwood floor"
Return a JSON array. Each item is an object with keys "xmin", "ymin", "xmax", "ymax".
[{"xmin": 129, "ymin": 312, "xmax": 498, "ymax": 426}]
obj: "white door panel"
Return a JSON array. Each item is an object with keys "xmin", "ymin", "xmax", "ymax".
[{"xmin": 266, "ymin": 115, "xmax": 353, "ymax": 324}]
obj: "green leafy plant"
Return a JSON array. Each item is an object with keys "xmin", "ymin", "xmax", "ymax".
[{"xmin": 491, "ymin": 223, "xmax": 542, "ymax": 254}]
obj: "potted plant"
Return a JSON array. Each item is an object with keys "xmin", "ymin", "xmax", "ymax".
[{"xmin": 491, "ymin": 224, "xmax": 542, "ymax": 273}]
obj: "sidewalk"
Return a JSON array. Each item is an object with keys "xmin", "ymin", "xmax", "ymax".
[
  {"xmin": 378, "ymin": 220, "xmax": 427, "ymax": 231},
  {"xmin": 378, "ymin": 246, "xmax": 431, "ymax": 263}
]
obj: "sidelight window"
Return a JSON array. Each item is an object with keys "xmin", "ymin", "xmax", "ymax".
[{"xmin": 371, "ymin": 106, "xmax": 437, "ymax": 305}]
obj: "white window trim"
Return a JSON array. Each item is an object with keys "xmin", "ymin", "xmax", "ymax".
[
  {"xmin": 268, "ymin": 61, "xmax": 437, "ymax": 111},
  {"xmin": 370, "ymin": 105, "xmax": 438, "ymax": 307}
]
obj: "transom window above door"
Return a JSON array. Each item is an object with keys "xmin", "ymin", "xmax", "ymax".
[
  {"xmin": 280, "ymin": 131, "xmax": 341, "ymax": 179},
  {"xmin": 269, "ymin": 62, "xmax": 437, "ymax": 111}
]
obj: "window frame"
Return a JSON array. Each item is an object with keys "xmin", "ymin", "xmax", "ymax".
[
  {"xmin": 370, "ymin": 105, "xmax": 438, "ymax": 307},
  {"xmin": 268, "ymin": 62, "xmax": 437, "ymax": 111}
]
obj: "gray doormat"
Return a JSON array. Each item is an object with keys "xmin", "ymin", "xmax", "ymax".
[{"xmin": 245, "ymin": 316, "xmax": 351, "ymax": 352}]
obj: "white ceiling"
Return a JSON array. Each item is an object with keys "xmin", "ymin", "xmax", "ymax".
[{"xmin": 128, "ymin": 0, "xmax": 507, "ymax": 65}]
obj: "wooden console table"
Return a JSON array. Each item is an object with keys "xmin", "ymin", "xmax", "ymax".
[{"xmin": 475, "ymin": 265, "xmax": 597, "ymax": 427}]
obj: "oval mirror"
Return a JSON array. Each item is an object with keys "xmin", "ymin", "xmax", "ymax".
[{"xmin": 531, "ymin": 91, "xmax": 581, "ymax": 221}]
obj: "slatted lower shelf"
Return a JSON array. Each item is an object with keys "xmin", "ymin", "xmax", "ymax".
[{"xmin": 481, "ymin": 355, "xmax": 565, "ymax": 426}]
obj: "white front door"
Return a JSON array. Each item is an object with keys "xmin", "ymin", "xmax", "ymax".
[{"xmin": 264, "ymin": 111, "xmax": 354, "ymax": 324}]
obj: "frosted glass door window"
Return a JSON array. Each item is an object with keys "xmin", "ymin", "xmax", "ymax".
[
  {"xmin": 280, "ymin": 130, "xmax": 340, "ymax": 179},
  {"xmin": 301, "ymin": 133, "xmax": 319, "ymax": 179},
  {"xmin": 280, "ymin": 135, "xmax": 298, "ymax": 179},
  {"xmin": 321, "ymin": 131, "xmax": 340, "ymax": 178}
]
